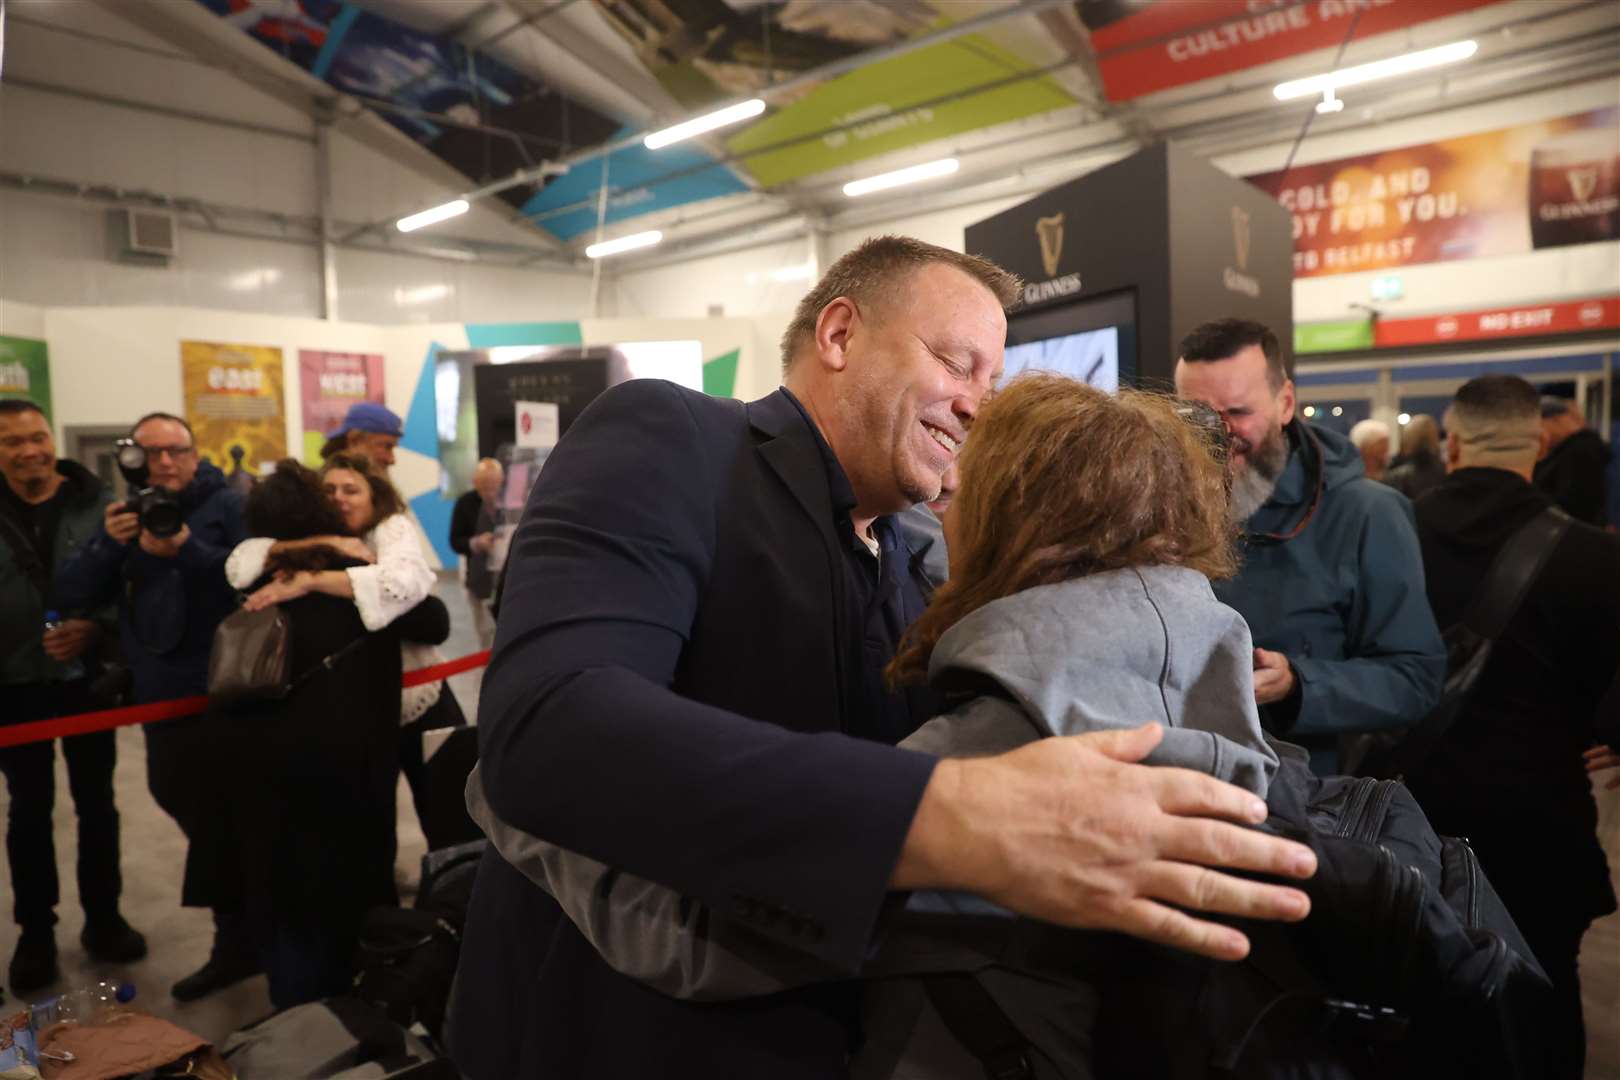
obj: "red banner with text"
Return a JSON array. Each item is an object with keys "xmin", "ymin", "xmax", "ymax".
[
  {"xmin": 1373, "ymin": 295, "xmax": 1619, "ymax": 348},
  {"xmin": 1080, "ymin": 0, "xmax": 1502, "ymax": 102},
  {"xmin": 1245, "ymin": 107, "xmax": 1620, "ymax": 277}
]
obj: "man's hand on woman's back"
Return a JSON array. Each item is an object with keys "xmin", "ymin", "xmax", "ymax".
[{"xmin": 892, "ymin": 722, "xmax": 1316, "ymax": 961}]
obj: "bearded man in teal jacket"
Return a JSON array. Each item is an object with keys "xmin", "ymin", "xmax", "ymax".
[{"xmin": 1174, "ymin": 318, "xmax": 1445, "ymax": 775}]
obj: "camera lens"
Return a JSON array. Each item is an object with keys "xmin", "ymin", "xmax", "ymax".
[
  {"xmin": 115, "ymin": 441, "xmax": 147, "ymax": 471},
  {"xmin": 141, "ymin": 495, "xmax": 185, "ymax": 539}
]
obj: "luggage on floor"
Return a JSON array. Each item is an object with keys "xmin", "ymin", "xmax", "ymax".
[{"xmin": 221, "ymin": 997, "xmax": 456, "ymax": 1079}]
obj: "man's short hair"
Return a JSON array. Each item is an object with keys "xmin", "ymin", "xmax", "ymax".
[
  {"xmin": 130, "ymin": 411, "xmax": 195, "ymax": 444},
  {"xmin": 1177, "ymin": 318, "xmax": 1290, "ymax": 390},
  {"xmin": 1447, "ymin": 375, "xmax": 1541, "ymax": 465},
  {"xmin": 0, "ymin": 399, "xmax": 46, "ymax": 421},
  {"xmin": 780, "ymin": 236, "xmax": 1022, "ymax": 374},
  {"xmin": 1540, "ymin": 395, "xmax": 1575, "ymax": 419}
]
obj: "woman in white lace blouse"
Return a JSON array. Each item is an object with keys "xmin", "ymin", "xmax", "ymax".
[{"xmin": 230, "ymin": 453, "xmax": 443, "ymax": 725}]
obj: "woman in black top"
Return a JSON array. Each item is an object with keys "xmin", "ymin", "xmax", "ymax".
[{"xmin": 229, "ymin": 460, "xmax": 449, "ymax": 1008}]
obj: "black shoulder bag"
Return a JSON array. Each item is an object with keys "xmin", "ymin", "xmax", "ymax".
[
  {"xmin": 0, "ymin": 509, "xmax": 51, "ymax": 659},
  {"xmin": 208, "ymin": 604, "xmax": 367, "ymax": 710},
  {"xmin": 1342, "ymin": 505, "xmax": 1573, "ymax": 779}
]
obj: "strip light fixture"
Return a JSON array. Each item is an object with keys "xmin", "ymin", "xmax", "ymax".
[
  {"xmin": 396, "ymin": 199, "xmax": 470, "ymax": 233},
  {"xmin": 645, "ymin": 99, "xmax": 767, "ymax": 150},
  {"xmin": 585, "ymin": 230, "xmax": 663, "ymax": 259},
  {"xmin": 843, "ymin": 158, "xmax": 960, "ymax": 198},
  {"xmin": 1273, "ymin": 40, "xmax": 1478, "ymax": 102}
]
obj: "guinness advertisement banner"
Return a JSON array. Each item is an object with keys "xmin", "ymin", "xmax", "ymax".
[{"xmin": 1246, "ymin": 107, "xmax": 1619, "ymax": 278}]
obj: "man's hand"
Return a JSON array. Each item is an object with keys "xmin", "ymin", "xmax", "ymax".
[
  {"xmin": 104, "ymin": 503, "xmax": 140, "ymax": 545},
  {"xmin": 243, "ymin": 571, "xmax": 313, "ymax": 612},
  {"xmin": 138, "ymin": 524, "xmax": 192, "ymax": 558},
  {"xmin": 42, "ymin": 618, "xmax": 98, "ymax": 662},
  {"xmin": 892, "ymin": 723, "xmax": 1316, "ymax": 962},
  {"xmin": 1583, "ymin": 745, "xmax": 1620, "ymax": 791},
  {"xmin": 470, "ymin": 532, "xmax": 495, "ymax": 556},
  {"xmin": 1252, "ymin": 648, "xmax": 1297, "ymax": 706}
]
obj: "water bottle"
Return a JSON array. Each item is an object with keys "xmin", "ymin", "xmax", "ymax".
[
  {"xmin": 43, "ymin": 609, "xmax": 62, "ymax": 635},
  {"xmin": 31, "ymin": 979, "xmax": 135, "ymax": 1028}
]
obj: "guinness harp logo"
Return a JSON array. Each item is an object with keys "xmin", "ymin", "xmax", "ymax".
[
  {"xmin": 1231, "ymin": 207, "xmax": 1252, "ymax": 271},
  {"xmin": 1568, "ymin": 167, "xmax": 1599, "ymax": 203},
  {"xmin": 1036, "ymin": 213, "xmax": 1065, "ymax": 278}
]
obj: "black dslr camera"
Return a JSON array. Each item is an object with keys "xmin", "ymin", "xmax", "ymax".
[{"xmin": 113, "ymin": 439, "xmax": 185, "ymax": 539}]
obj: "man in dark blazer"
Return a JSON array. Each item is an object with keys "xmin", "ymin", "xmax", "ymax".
[{"xmin": 450, "ymin": 237, "xmax": 1318, "ymax": 1077}]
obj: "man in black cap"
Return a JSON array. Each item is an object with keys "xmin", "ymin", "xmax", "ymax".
[
  {"xmin": 1535, "ymin": 396, "xmax": 1610, "ymax": 527},
  {"xmin": 320, "ymin": 402, "xmax": 403, "ymax": 473}
]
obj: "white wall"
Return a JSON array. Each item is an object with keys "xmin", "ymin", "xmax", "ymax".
[{"xmin": 0, "ymin": 300, "xmax": 46, "ymax": 340}]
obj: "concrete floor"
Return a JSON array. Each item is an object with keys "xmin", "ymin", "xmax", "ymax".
[{"xmin": 1, "ymin": 577, "xmax": 1617, "ymax": 1073}]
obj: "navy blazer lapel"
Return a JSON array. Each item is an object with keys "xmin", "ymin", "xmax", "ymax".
[{"xmin": 748, "ymin": 390, "xmax": 851, "ymax": 718}]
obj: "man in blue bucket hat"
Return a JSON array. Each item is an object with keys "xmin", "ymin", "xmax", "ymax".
[{"xmin": 320, "ymin": 402, "xmax": 402, "ymax": 473}]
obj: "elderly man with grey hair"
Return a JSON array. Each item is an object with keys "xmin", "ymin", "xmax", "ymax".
[
  {"xmin": 1347, "ymin": 417, "xmax": 1391, "ymax": 482},
  {"xmin": 449, "ymin": 457, "xmax": 504, "ymax": 647},
  {"xmin": 1408, "ymin": 374, "xmax": 1620, "ymax": 1078}
]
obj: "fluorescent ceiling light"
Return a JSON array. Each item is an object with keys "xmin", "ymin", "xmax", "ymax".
[
  {"xmin": 843, "ymin": 158, "xmax": 959, "ymax": 198},
  {"xmin": 644, "ymin": 99, "xmax": 766, "ymax": 150},
  {"xmin": 396, "ymin": 199, "xmax": 470, "ymax": 233},
  {"xmin": 585, "ymin": 230, "xmax": 663, "ymax": 258},
  {"xmin": 1274, "ymin": 40, "xmax": 1477, "ymax": 101}
]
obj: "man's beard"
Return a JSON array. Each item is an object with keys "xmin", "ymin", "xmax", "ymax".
[{"xmin": 1229, "ymin": 424, "xmax": 1289, "ymax": 523}]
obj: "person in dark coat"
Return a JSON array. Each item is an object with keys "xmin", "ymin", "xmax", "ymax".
[
  {"xmin": 448, "ymin": 238, "xmax": 1317, "ymax": 1078},
  {"xmin": 448, "ymin": 457, "xmax": 503, "ymax": 647},
  {"xmin": 229, "ymin": 461, "xmax": 450, "ymax": 1008},
  {"xmin": 54, "ymin": 412, "xmax": 252, "ymax": 1001},
  {"xmin": 1408, "ymin": 375, "xmax": 1620, "ymax": 1079},
  {"xmin": 1383, "ymin": 413, "xmax": 1446, "ymax": 501},
  {"xmin": 1534, "ymin": 395, "xmax": 1611, "ymax": 526}
]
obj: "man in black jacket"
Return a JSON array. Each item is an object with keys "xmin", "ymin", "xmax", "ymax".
[
  {"xmin": 449, "ymin": 236, "xmax": 1318, "ymax": 1078},
  {"xmin": 0, "ymin": 400, "xmax": 146, "ymax": 992},
  {"xmin": 1409, "ymin": 375, "xmax": 1620, "ymax": 1078},
  {"xmin": 1535, "ymin": 395, "xmax": 1611, "ymax": 527},
  {"xmin": 448, "ymin": 457, "xmax": 502, "ymax": 647}
]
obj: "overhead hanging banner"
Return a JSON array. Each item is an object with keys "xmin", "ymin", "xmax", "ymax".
[
  {"xmin": 299, "ymin": 349, "xmax": 385, "ymax": 465},
  {"xmin": 181, "ymin": 340, "xmax": 286, "ymax": 478},
  {"xmin": 1078, "ymin": 0, "xmax": 1504, "ymax": 102},
  {"xmin": 1372, "ymin": 295, "xmax": 1620, "ymax": 348},
  {"xmin": 1245, "ymin": 106, "xmax": 1620, "ymax": 278},
  {"xmin": 0, "ymin": 335, "xmax": 51, "ymax": 424}
]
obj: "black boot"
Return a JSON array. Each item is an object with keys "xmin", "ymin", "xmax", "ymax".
[
  {"xmin": 172, "ymin": 914, "xmax": 260, "ymax": 1002},
  {"xmin": 8, "ymin": 927, "xmax": 60, "ymax": 994},
  {"xmin": 81, "ymin": 913, "xmax": 148, "ymax": 964}
]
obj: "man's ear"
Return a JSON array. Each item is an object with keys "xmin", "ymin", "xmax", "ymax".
[
  {"xmin": 1445, "ymin": 431, "xmax": 1461, "ymax": 472},
  {"xmin": 1277, "ymin": 378, "xmax": 1296, "ymax": 426},
  {"xmin": 1538, "ymin": 426, "xmax": 1552, "ymax": 461},
  {"xmin": 812, "ymin": 298, "xmax": 858, "ymax": 373}
]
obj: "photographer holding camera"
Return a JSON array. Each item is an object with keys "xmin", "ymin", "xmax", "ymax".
[{"xmin": 56, "ymin": 412, "xmax": 252, "ymax": 1002}]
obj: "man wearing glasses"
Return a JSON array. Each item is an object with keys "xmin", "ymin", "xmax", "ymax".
[
  {"xmin": 1174, "ymin": 319, "xmax": 1445, "ymax": 775},
  {"xmin": 57, "ymin": 412, "xmax": 252, "ymax": 1001}
]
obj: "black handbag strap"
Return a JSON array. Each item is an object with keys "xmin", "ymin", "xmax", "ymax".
[
  {"xmin": 288, "ymin": 632, "xmax": 369, "ymax": 692},
  {"xmin": 922, "ymin": 974, "xmax": 1034, "ymax": 1080},
  {"xmin": 1462, "ymin": 505, "xmax": 1573, "ymax": 640}
]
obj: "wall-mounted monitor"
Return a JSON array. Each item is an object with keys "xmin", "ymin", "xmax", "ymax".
[{"xmin": 1003, "ymin": 288, "xmax": 1138, "ymax": 391}]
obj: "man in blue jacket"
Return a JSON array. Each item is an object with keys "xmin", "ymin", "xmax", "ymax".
[
  {"xmin": 1175, "ymin": 319, "xmax": 1445, "ymax": 774},
  {"xmin": 0, "ymin": 400, "xmax": 147, "ymax": 992},
  {"xmin": 56, "ymin": 412, "xmax": 251, "ymax": 1001}
]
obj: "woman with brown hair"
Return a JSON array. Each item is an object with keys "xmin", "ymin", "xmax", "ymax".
[{"xmin": 463, "ymin": 372, "xmax": 1281, "ymax": 1077}]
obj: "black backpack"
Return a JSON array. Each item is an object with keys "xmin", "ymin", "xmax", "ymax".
[
  {"xmin": 926, "ymin": 743, "xmax": 1552, "ymax": 1079},
  {"xmin": 1340, "ymin": 507, "xmax": 1571, "ymax": 780},
  {"xmin": 352, "ymin": 839, "xmax": 487, "ymax": 1044}
]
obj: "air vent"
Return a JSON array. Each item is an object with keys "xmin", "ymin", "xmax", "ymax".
[{"xmin": 114, "ymin": 209, "xmax": 178, "ymax": 261}]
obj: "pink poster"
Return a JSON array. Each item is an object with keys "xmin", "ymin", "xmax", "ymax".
[{"xmin": 299, "ymin": 350, "xmax": 385, "ymax": 464}]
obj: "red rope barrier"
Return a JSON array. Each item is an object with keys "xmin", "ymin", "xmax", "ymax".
[{"xmin": 0, "ymin": 649, "xmax": 492, "ymax": 750}]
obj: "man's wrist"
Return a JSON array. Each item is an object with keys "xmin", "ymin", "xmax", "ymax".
[{"xmin": 890, "ymin": 757, "xmax": 974, "ymax": 892}]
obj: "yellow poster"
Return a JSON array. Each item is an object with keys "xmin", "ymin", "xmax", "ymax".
[{"xmin": 180, "ymin": 340, "xmax": 286, "ymax": 477}]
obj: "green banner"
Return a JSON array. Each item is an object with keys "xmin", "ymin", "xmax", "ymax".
[
  {"xmin": 0, "ymin": 335, "xmax": 51, "ymax": 424},
  {"xmin": 727, "ymin": 32, "xmax": 1074, "ymax": 188},
  {"xmin": 1295, "ymin": 320, "xmax": 1375, "ymax": 354}
]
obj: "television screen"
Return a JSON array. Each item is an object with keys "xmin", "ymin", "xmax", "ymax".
[
  {"xmin": 1004, "ymin": 288, "xmax": 1137, "ymax": 391},
  {"xmin": 1003, "ymin": 327, "xmax": 1120, "ymax": 393}
]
